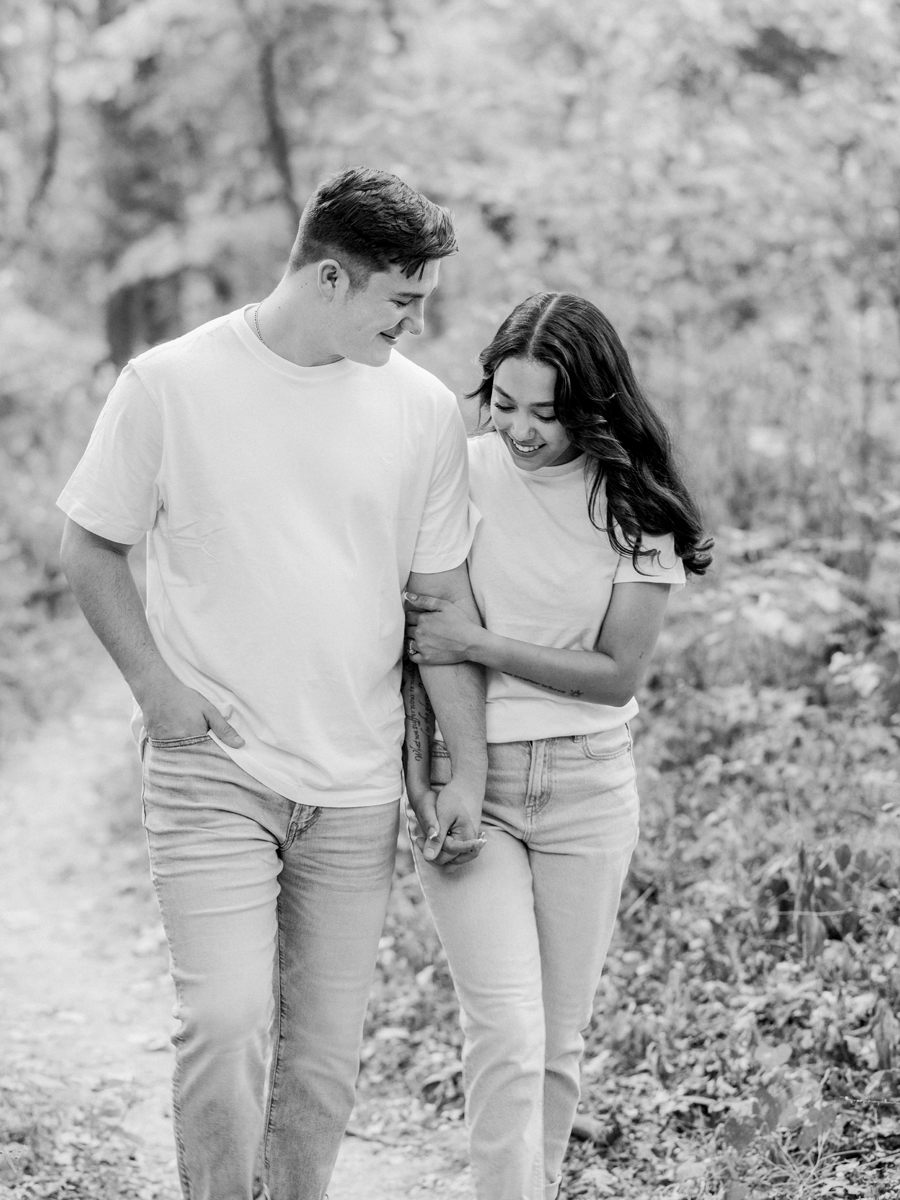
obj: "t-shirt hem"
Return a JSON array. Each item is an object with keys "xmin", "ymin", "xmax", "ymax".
[
  {"xmin": 209, "ymin": 735, "xmax": 402, "ymax": 808},
  {"xmin": 409, "ymin": 539, "xmax": 473, "ymax": 576},
  {"xmin": 613, "ymin": 573, "xmax": 686, "ymax": 592},
  {"xmin": 485, "ymin": 698, "xmax": 639, "ymax": 744},
  {"xmin": 56, "ymin": 494, "xmax": 146, "ymax": 546}
]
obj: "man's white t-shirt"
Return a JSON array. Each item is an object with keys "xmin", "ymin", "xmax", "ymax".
[
  {"xmin": 466, "ymin": 432, "xmax": 686, "ymax": 743},
  {"xmin": 58, "ymin": 308, "xmax": 474, "ymax": 807}
]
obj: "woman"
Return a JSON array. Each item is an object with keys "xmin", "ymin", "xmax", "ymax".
[{"xmin": 402, "ymin": 292, "xmax": 712, "ymax": 1200}]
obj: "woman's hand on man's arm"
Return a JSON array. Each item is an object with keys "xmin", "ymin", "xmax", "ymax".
[
  {"xmin": 404, "ymin": 591, "xmax": 486, "ymax": 664},
  {"xmin": 406, "ymin": 581, "xmax": 671, "ymax": 707}
]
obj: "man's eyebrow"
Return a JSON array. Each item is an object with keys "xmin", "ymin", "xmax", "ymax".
[
  {"xmin": 392, "ymin": 287, "xmax": 434, "ymax": 299},
  {"xmin": 493, "ymin": 384, "xmax": 554, "ymax": 407}
]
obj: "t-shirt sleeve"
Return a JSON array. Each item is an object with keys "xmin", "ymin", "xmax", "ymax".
[
  {"xmin": 56, "ymin": 364, "xmax": 163, "ymax": 545},
  {"xmin": 612, "ymin": 531, "xmax": 686, "ymax": 591},
  {"xmin": 409, "ymin": 397, "xmax": 477, "ymax": 574}
]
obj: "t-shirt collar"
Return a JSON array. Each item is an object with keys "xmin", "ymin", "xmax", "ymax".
[{"xmin": 231, "ymin": 306, "xmax": 360, "ymax": 383}]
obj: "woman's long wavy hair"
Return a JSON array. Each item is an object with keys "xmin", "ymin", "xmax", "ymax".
[{"xmin": 469, "ymin": 292, "xmax": 713, "ymax": 575}]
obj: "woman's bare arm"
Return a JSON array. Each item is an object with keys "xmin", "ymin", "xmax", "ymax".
[{"xmin": 405, "ymin": 581, "xmax": 671, "ymax": 707}]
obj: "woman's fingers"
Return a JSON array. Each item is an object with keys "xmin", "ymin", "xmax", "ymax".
[
  {"xmin": 445, "ymin": 848, "xmax": 481, "ymax": 865},
  {"xmin": 442, "ymin": 832, "xmax": 486, "ymax": 856},
  {"xmin": 403, "ymin": 591, "xmax": 444, "ymax": 612}
]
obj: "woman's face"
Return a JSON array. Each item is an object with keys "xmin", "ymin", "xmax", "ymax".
[{"xmin": 489, "ymin": 357, "xmax": 580, "ymax": 472}]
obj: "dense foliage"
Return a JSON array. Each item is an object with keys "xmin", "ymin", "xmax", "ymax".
[
  {"xmin": 2, "ymin": 0, "xmax": 900, "ymax": 551},
  {"xmin": 358, "ymin": 532, "xmax": 900, "ymax": 1198}
]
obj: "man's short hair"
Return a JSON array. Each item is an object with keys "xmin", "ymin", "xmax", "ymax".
[{"xmin": 288, "ymin": 166, "xmax": 457, "ymax": 288}]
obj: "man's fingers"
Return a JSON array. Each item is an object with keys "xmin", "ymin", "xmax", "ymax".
[
  {"xmin": 411, "ymin": 791, "xmax": 441, "ymax": 858},
  {"xmin": 204, "ymin": 706, "xmax": 245, "ymax": 748},
  {"xmin": 422, "ymin": 836, "xmax": 485, "ymax": 867},
  {"xmin": 405, "ymin": 612, "xmax": 420, "ymax": 628}
]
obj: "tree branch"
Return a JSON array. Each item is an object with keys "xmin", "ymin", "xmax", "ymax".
[
  {"xmin": 26, "ymin": 0, "xmax": 62, "ymax": 226},
  {"xmin": 234, "ymin": 0, "xmax": 301, "ymax": 230}
]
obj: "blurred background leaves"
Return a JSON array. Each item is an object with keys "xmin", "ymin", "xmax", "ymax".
[{"xmin": 1, "ymin": 0, "xmax": 899, "ymax": 539}]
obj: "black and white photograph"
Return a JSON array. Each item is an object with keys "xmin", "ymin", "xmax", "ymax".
[{"xmin": 0, "ymin": 2, "xmax": 898, "ymax": 1199}]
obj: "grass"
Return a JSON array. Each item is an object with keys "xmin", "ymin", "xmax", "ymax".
[
  {"xmin": 357, "ymin": 530, "xmax": 900, "ymax": 1199},
  {"xmin": 1, "ymin": 530, "xmax": 898, "ymax": 1198},
  {"xmin": 0, "ymin": 1070, "xmax": 167, "ymax": 1200}
]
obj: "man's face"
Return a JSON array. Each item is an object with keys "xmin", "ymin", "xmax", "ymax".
[{"xmin": 332, "ymin": 260, "xmax": 441, "ymax": 366}]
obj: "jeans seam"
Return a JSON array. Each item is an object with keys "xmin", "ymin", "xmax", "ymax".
[
  {"xmin": 581, "ymin": 744, "xmax": 631, "ymax": 762},
  {"xmin": 281, "ymin": 803, "xmax": 320, "ymax": 850},
  {"xmin": 139, "ymin": 737, "xmax": 148, "ymax": 827},
  {"xmin": 144, "ymin": 835, "xmax": 192, "ymax": 1199},
  {"xmin": 523, "ymin": 741, "xmax": 541, "ymax": 835},
  {"xmin": 263, "ymin": 890, "xmax": 286, "ymax": 1180},
  {"xmin": 535, "ymin": 737, "xmax": 553, "ymax": 814}
]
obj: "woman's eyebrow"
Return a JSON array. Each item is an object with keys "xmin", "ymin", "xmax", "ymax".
[{"xmin": 493, "ymin": 384, "xmax": 554, "ymax": 408}]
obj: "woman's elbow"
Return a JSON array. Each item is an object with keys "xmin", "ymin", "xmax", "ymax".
[{"xmin": 591, "ymin": 669, "xmax": 638, "ymax": 708}]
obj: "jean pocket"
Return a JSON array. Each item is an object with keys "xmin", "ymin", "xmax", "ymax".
[
  {"xmin": 578, "ymin": 728, "xmax": 632, "ymax": 761},
  {"xmin": 430, "ymin": 740, "xmax": 451, "ymax": 789},
  {"xmin": 147, "ymin": 733, "xmax": 212, "ymax": 749}
]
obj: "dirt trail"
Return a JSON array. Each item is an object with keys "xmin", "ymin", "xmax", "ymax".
[{"xmin": 0, "ymin": 651, "xmax": 472, "ymax": 1198}]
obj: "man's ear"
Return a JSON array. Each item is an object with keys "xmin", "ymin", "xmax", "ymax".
[{"xmin": 316, "ymin": 259, "xmax": 348, "ymax": 302}]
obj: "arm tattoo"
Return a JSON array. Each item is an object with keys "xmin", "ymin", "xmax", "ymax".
[
  {"xmin": 510, "ymin": 671, "xmax": 584, "ymax": 699},
  {"xmin": 402, "ymin": 658, "xmax": 435, "ymax": 766}
]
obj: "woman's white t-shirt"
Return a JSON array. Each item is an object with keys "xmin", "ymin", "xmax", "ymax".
[{"xmin": 466, "ymin": 431, "xmax": 685, "ymax": 743}]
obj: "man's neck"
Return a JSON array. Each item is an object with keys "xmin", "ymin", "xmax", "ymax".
[{"xmin": 246, "ymin": 280, "xmax": 342, "ymax": 367}]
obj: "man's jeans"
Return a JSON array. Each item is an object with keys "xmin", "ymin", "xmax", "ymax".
[
  {"xmin": 415, "ymin": 729, "xmax": 639, "ymax": 1200},
  {"xmin": 141, "ymin": 734, "xmax": 399, "ymax": 1200}
]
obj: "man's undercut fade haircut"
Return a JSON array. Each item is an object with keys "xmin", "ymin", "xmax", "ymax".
[{"xmin": 288, "ymin": 166, "xmax": 457, "ymax": 289}]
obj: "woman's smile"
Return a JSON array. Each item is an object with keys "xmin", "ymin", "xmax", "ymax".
[{"xmin": 507, "ymin": 434, "xmax": 542, "ymax": 455}]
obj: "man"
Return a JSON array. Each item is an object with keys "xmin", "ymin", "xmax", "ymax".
[{"xmin": 58, "ymin": 166, "xmax": 487, "ymax": 1200}]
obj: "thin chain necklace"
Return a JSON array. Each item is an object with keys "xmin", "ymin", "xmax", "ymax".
[{"xmin": 253, "ymin": 303, "xmax": 269, "ymax": 350}]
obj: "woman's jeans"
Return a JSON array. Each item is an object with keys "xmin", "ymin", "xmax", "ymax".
[
  {"xmin": 415, "ymin": 729, "xmax": 639, "ymax": 1200},
  {"xmin": 141, "ymin": 734, "xmax": 399, "ymax": 1200}
]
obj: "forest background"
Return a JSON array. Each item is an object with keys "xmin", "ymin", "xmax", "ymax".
[{"xmin": 1, "ymin": 0, "xmax": 899, "ymax": 1197}]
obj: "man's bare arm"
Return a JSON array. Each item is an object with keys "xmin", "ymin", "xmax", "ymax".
[
  {"xmin": 401, "ymin": 655, "xmax": 434, "ymax": 801},
  {"xmin": 60, "ymin": 517, "xmax": 242, "ymax": 744},
  {"xmin": 405, "ymin": 560, "xmax": 487, "ymax": 865}
]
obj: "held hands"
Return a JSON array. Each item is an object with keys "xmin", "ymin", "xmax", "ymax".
[
  {"xmin": 407, "ymin": 778, "xmax": 485, "ymax": 867},
  {"xmin": 139, "ymin": 676, "xmax": 244, "ymax": 748},
  {"xmin": 404, "ymin": 591, "xmax": 481, "ymax": 666}
]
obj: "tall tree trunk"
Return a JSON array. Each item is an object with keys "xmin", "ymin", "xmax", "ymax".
[
  {"xmin": 25, "ymin": 0, "xmax": 62, "ymax": 227},
  {"xmin": 235, "ymin": 0, "xmax": 301, "ymax": 232}
]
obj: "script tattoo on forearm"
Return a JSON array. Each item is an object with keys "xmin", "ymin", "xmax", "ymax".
[
  {"xmin": 402, "ymin": 658, "xmax": 435, "ymax": 765},
  {"xmin": 510, "ymin": 672, "xmax": 584, "ymax": 698}
]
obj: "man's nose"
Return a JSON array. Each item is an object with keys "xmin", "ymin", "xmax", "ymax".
[{"xmin": 401, "ymin": 302, "xmax": 425, "ymax": 337}]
